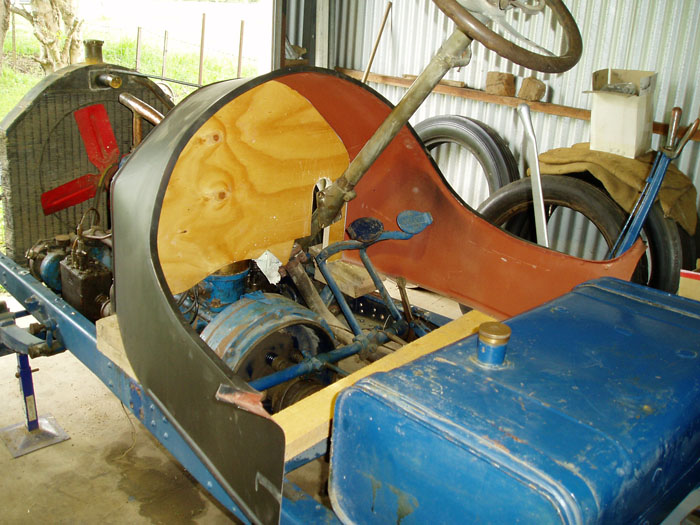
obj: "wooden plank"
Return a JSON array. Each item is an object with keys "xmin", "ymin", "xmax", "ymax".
[
  {"xmin": 338, "ymin": 68, "xmax": 590, "ymax": 121},
  {"xmin": 157, "ymin": 80, "xmax": 350, "ymax": 294},
  {"xmin": 339, "ymin": 68, "xmax": 700, "ymax": 142},
  {"xmin": 96, "ymin": 315, "xmax": 136, "ymax": 378},
  {"xmin": 401, "ymin": 75, "xmax": 466, "ymax": 88},
  {"xmin": 307, "ymin": 245, "xmax": 376, "ymax": 298},
  {"xmin": 313, "ymin": 259, "xmax": 375, "ymax": 298},
  {"xmin": 272, "ymin": 308, "xmax": 495, "ymax": 462}
]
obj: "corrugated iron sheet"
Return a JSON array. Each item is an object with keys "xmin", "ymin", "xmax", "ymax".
[{"xmin": 333, "ymin": 0, "xmax": 700, "ymax": 224}]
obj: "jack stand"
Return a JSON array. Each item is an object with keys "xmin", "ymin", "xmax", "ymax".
[{"xmin": 0, "ymin": 353, "xmax": 69, "ymax": 458}]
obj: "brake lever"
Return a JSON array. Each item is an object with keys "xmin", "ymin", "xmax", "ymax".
[
  {"xmin": 665, "ymin": 107, "xmax": 682, "ymax": 151},
  {"xmin": 670, "ymin": 118, "xmax": 699, "ymax": 159}
]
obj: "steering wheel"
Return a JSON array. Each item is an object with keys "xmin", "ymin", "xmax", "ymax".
[{"xmin": 433, "ymin": 0, "xmax": 582, "ymax": 73}]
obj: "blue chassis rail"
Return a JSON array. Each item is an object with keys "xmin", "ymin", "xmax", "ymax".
[{"xmin": 0, "ymin": 252, "xmax": 335, "ymax": 524}]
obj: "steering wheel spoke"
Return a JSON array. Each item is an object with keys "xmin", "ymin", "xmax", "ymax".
[{"xmin": 434, "ymin": 0, "xmax": 582, "ymax": 73}]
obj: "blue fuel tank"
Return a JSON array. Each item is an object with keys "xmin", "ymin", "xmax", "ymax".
[{"xmin": 330, "ymin": 278, "xmax": 700, "ymax": 524}]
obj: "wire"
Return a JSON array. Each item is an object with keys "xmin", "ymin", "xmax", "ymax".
[
  {"xmin": 117, "ymin": 401, "xmax": 137, "ymax": 459},
  {"xmin": 178, "ymin": 286, "xmax": 200, "ymax": 325}
]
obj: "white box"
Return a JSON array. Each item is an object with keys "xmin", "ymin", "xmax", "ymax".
[{"xmin": 589, "ymin": 69, "xmax": 657, "ymax": 159}]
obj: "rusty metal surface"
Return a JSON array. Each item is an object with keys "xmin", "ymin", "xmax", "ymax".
[{"xmin": 276, "ymin": 69, "xmax": 643, "ymax": 319}]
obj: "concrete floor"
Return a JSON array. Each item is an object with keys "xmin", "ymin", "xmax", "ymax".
[{"xmin": 0, "ymin": 299, "xmax": 238, "ymax": 524}]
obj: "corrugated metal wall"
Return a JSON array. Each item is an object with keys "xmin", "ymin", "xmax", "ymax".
[{"xmin": 328, "ymin": 0, "xmax": 700, "ymax": 212}]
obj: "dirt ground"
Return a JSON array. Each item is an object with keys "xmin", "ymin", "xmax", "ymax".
[{"xmin": 2, "ymin": 53, "xmax": 42, "ymax": 76}]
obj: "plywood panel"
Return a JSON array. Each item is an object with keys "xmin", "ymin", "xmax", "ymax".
[{"xmin": 157, "ymin": 81, "xmax": 349, "ymax": 294}]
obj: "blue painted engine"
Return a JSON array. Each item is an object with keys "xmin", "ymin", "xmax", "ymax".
[{"xmin": 26, "ymin": 211, "xmax": 440, "ymax": 415}]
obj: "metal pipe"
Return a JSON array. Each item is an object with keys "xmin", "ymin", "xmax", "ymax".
[
  {"xmin": 96, "ymin": 73, "xmax": 122, "ymax": 89},
  {"xmin": 119, "ymin": 93, "xmax": 164, "ymax": 147},
  {"xmin": 395, "ymin": 276, "xmax": 415, "ymax": 326},
  {"xmin": 665, "ymin": 107, "xmax": 682, "ymax": 151},
  {"xmin": 285, "ymin": 261, "xmax": 354, "ymax": 345},
  {"xmin": 517, "ymin": 103, "xmax": 549, "ymax": 247},
  {"xmin": 316, "ymin": 257, "xmax": 364, "ymax": 336},
  {"xmin": 237, "ymin": 20, "xmax": 245, "ymax": 78},
  {"xmin": 311, "ymin": 29, "xmax": 472, "ymax": 235},
  {"xmin": 249, "ymin": 320, "xmax": 407, "ymax": 392},
  {"xmin": 132, "ymin": 113, "xmax": 143, "ymax": 147},
  {"xmin": 359, "ymin": 249, "xmax": 402, "ymax": 321},
  {"xmin": 362, "ymin": 1, "xmax": 393, "ymax": 84},
  {"xmin": 84, "ymin": 39, "xmax": 104, "ymax": 64},
  {"xmin": 118, "ymin": 69, "xmax": 201, "ymax": 88},
  {"xmin": 118, "ymin": 93, "xmax": 164, "ymax": 126}
]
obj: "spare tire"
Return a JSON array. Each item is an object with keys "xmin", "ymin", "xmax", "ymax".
[
  {"xmin": 415, "ymin": 115, "xmax": 519, "ymax": 209},
  {"xmin": 479, "ymin": 175, "xmax": 626, "ymax": 259},
  {"xmin": 478, "ymin": 175, "xmax": 682, "ymax": 293},
  {"xmin": 633, "ymin": 204, "xmax": 681, "ymax": 293}
]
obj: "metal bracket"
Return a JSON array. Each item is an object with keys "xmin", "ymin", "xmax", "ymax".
[{"xmin": 0, "ymin": 310, "xmax": 64, "ymax": 358}]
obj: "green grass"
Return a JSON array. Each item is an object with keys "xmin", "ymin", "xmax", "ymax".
[
  {"xmin": 2, "ymin": 21, "xmax": 41, "ymax": 57},
  {"xmin": 103, "ymin": 37, "xmax": 257, "ymax": 100},
  {"xmin": 0, "ymin": 66, "xmax": 43, "ymax": 120},
  {"xmin": 2, "ymin": 26, "xmax": 257, "ymax": 107}
]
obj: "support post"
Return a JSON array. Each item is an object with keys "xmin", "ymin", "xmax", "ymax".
[
  {"xmin": 135, "ymin": 27, "xmax": 142, "ymax": 70},
  {"xmin": 237, "ymin": 20, "xmax": 244, "ymax": 78},
  {"xmin": 161, "ymin": 30, "xmax": 169, "ymax": 78},
  {"xmin": 17, "ymin": 354, "xmax": 38, "ymax": 431},
  {"xmin": 0, "ymin": 350, "xmax": 69, "ymax": 458},
  {"xmin": 315, "ymin": 0, "xmax": 330, "ymax": 67},
  {"xmin": 198, "ymin": 13, "xmax": 206, "ymax": 86}
]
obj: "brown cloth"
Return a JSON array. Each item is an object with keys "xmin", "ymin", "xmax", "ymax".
[{"xmin": 535, "ymin": 143, "xmax": 697, "ymax": 234}]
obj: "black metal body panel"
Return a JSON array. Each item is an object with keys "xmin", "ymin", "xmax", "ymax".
[{"xmin": 111, "ymin": 77, "xmax": 287, "ymax": 524}]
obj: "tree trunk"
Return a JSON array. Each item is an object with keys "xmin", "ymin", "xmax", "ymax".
[
  {"xmin": 12, "ymin": 0, "xmax": 82, "ymax": 74},
  {"xmin": 54, "ymin": 0, "xmax": 81, "ymax": 64},
  {"xmin": 0, "ymin": 0, "xmax": 10, "ymax": 73}
]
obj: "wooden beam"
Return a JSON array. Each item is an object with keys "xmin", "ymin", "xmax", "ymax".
[
  {"xmin": 96, "ymin": 315, "xmax": 136, "ymax": 378},
  {"xmin": 315, "ymin": 0, "xmax": 330, "ymax": 67},
  {"xmin": 337, "ymin": 68, "xmax": 700, "ymax": 143},
  {"xmin": 273, "ymin": 308, "xmax": 495, "ymax": 462},
  {"xmin": 402, "ymin": 74, "xmax": 465, "ymax": 88}
]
